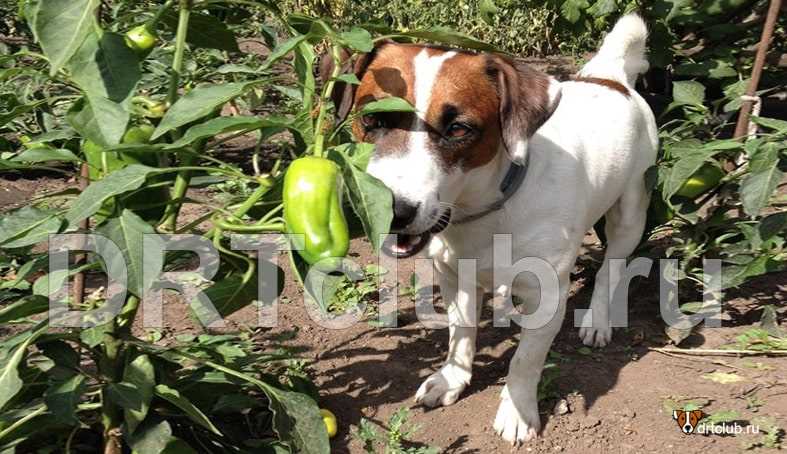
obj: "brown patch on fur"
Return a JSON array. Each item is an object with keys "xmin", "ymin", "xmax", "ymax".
[
  {"xmin": 349, "ymin": 44, "xmax": 420, "ymax": 146},
  {"xmin": 487, "ymin": 55, "xmax": 560, "ymax": 157},
  {"xmin": 426, "ymin": 52, "xmax": 501, "ymax": 170},
  {"xmin": 341, "ymin": 44, "xmax": 559, "ymax": 171},
  {"xmin": 570, "ymin": 76, "xmax": 630, "ymax": 97}
]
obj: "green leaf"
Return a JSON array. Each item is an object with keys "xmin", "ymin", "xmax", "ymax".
[
  {"xmin": 339, "ymin": 27, "xmax": 373, "ymax": 52},
  {"xmin": 169, "ymin": 116, "xmax": 290, "ymax": 149},
  {"xmin": 67, "ymin": 32, "xmax": 140, "ymax": 104},
  {"xmin": 124, "ymin": 354, "xmax": 155, "ymax": 434},
  {"xmin": 560, "ymin": 0, "xmax": 589, "ymax": 23},
  {"xmin": 32, "ymin": 0, "xmax": 99, "ymax": 76},
  {"xmin": 330, "ymin": 142, "xmax": 374, "ymax": 170},
  {"xmin": 80, "ymin": 321, "xmax": 113, "ymax": 348},
  {"xmin": 588, "ymin": 0, "xmax": 618, "ymax": 17},
  {"xmin": 331, "ymin": 149, "xmax": 393, "ymax": 252},
  {"xmin": 152, "ymin": 82, "xmax": 256, "ymax": 140},
  {"xmin": 96, "ymin": 210, "xmax": 163, "ymax": 297},
  {"xmin": 175, "ymin": 355, "xmax": 329, "ymax": 454},
  {"xmin": 741, "ymin": 143, "xmax": 782, "ymax": 216},
  {"xmin": 0, "ymin": 99, "xmax": 47, "ymax": 128},
  {"xmin": 154, "ymin": 384, "xmax": 222, "ymax": 436},
  {"xmin": 359, "ymin": 97, "xmax": 415, "ymax": 115},
  {"xmin": 197, "ymin": 267, "xmax": 281, "ymax": 319},
  {"xmin": 760, "ymin": 212, "xmax": 787, "ymax": 242},
  {"xmin": 479, "ymin": 0, "xmax": 499, "ymax": 25},
  {"xmin": 752, "ymin": 116, "xmax": 787, "ymax": 133},
  {"xmin": 162, "ymin": 11, "xmax": 239, "ymax": 52},
  {"xmin": 0, "ymin": 206, "xmax": 62, "ymax": 248},
  {"xmin": 0, "ymin": 296, "xmax": 49, "ymax": 325},
  {"xmin": 663, "ymin": 147, "xmax": 724, "ymax": 198},
  {"xmin": 106, "ymin": 382, "xmax": 143, "ymax": 411},
  {"xmin": 129, "ymin": 419, "xmax": 175, "ymax": 454},
  {"xmin": 672, "ymin": 80, "xmax": 706, "ymax": 107},
  {"xmin": 334, "ymin": 73, "xmax": 361, "ymax": 85},
  {"xmin": 723, "ymin": 255, "xmax": 773, "ymax": 289},
  {"xmin": 65, "ymin": 164, "xmax": 160, "ymax": 226},
  {"xmin": 388, "ymin": 27, "xmax": 498, "ymax": 52},
  {"xmin": 262, "ymin": 35, "xmax": 308, "ymax": 70},
  {"xmin": 44, "ymin": 374, "xmax": 86, "ymax": 424},
  {"xmin": 11, "ymin": 147, "xmax": 80, "ymax": 163},
  {"xmin": 0, "ymin": 323, "xmax": 47, "ymax": 410},
  {"xmin": 674, "ymin": 60, "xmax": 737, "ymax": 79},
  {"xmin": 64, "ymin": 31, "xmax": 139, "ymax": 147},
  {"xmin": 67, "ymin": 95, "xmax": 129, "ymax": 148}
]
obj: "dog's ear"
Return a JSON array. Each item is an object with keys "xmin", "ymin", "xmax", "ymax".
[
  {"xmin": 487, "ymin": 55, "xmax": 561, "ymax": 164},
  {"xmin": 672, "ymin": 410, "xmax": 679, "ymax": 421},
  {"xmin": 319, "ymin": 41, "xmax": 391, "ymax": 122}
]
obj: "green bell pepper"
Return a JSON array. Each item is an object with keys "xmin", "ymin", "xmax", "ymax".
[
  {"xmin": 283, "ymin": 156, "xmax": 350, "ymax": 268},
  {"xmin": 125, "ymin": 24, "xmax": 157, "ymax": 57}
]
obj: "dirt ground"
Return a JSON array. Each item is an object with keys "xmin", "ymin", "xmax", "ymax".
[
  {"xmin": 2, "ymin": 170, "xmax": 785, "ymax": 453},
  {"xmin": 269, "ymin": 239, "xmax": 787, "ymax": 454}
]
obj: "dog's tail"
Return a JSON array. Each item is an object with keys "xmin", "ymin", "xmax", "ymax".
[{"xmin": 577, "ymin": 14, "xmax": 648, "ymax": 86}]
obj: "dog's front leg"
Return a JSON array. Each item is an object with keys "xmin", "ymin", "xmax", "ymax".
[
  {"xmin": 415, "ymin": 268, "xmax": 482, "ymax": 407},
  {"xmin": 494, "ymin": 276, "xmax": 568, "ymax": 445}
]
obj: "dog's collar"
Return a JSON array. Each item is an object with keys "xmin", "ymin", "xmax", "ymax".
[{"xmin": 452, "ymin": 152, "xmax": 530, "ymax": 225}]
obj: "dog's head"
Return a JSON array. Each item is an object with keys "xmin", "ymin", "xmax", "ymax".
[
  {"xmin": 672, "ymin": 409, "xmax": 706, "ymax": 434},
  {"xmin": 327, "ymin": 43, "xmax": 561, "ymax": 256}
]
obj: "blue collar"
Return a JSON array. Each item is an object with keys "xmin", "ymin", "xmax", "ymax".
[{"xmin": 452, "ymin": 153, "xmax": 530, "ymax": 225}]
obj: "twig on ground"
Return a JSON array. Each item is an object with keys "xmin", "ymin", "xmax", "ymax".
[{"xmin": 650, "ymin": 347, "xmax": 787, "ymax": 357}]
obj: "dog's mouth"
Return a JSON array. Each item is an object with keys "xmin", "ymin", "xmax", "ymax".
[{"xmin": 382, "ymin": 209, "xmax": 451, "ymax": 258}]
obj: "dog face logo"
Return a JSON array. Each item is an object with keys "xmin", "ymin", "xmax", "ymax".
[{"xmin": 672, "ymin": 409, "xmax": 706, "ymax": 434}]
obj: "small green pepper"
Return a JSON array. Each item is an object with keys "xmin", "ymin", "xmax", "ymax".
[
  {"xmin": 283, "ymin": 157, "xmax": 350, "ymax": 268},
  {"xmin": 133, "ymin": 96, "xmax": 168, "ymax": 119},
  {"xmin": 80, "ymin": 125, "xmax": 168, "ymax": 223},
  {"xmin": 125, "ymin": 24, "xmax": 157, "ymax": 57},
  {"xmin": 675, "ymin": 164, "xmax": 725, "ymax": 199}
]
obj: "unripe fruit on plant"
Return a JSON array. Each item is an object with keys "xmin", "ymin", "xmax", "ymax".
[
  {"xmin": 675, "ymin": 164, "xmax": 725, "ymax": 199},
  {"xmin": 122, "ymin": 124, "xmax": 155, "ymax": 145},
  {"xmin": 125, "ymin": 25, "xmax": 157, "ymax": 57},
  {"xmin": 320, "ymin": 409, "xmax": 337, "ymax": 438},
  {"xmin": 283, "ymin": 157, "xmax": 350, "ymax": 269}
]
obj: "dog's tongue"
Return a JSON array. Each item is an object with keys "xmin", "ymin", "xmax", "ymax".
[{"xmin": 382, "ymin": 233, "xmax": 431, "ymax": 258}]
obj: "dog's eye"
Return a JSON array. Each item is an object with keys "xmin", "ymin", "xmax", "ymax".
[
  {"xmin": 446, "ymin": 122, "xmax": 471, "ymax": 139},
  {"xmin": 361, "ymin": 114, "xmax": 380, "ymax": 130}
]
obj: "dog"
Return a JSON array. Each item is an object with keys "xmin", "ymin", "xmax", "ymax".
[
  {"xmin": 326, "ymin": 14, "xmax": 658, "ymax": 444},
  {"xmin": 673, "ymin": 409, "xmax": 706, "ymax": 434}
]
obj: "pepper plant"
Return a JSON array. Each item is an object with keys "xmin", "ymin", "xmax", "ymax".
[{"xmin": 0, "ymin": 0, "xmax": 501, "ymax": 451}]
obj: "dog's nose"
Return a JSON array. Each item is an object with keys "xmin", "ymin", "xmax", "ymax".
[{"xmin": 391, "ymin": 199, "xmax": 419, "ymax": 230}]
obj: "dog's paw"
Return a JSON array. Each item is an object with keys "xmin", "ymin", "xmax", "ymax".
[
  {"xmin": 493, "ymin": 388, "xmax": 540, "ymax": 445},
  {"xmin": 414, "ymin": 364, "xmax": 470, "ymax": 407},
  {"xmin": 578, "ymin": 325, "xmax": 612, "ymax": 347}
]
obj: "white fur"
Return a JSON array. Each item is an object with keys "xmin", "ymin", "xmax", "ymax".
[
  {"xmin": 373, "ymin": 15, "xmax": 657, "ymax": 445},
  {"xmin": 578, "ymin": 13, "xmax": 649, "ymax": 86},
  {"xmin": 366, "ymin": 50, "xmax": 457, "ymax": 234}
]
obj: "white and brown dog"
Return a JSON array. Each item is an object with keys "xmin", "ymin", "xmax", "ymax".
[{"xmin": 328, "ymin": 14, "xmax": 658, "ymax": 444}]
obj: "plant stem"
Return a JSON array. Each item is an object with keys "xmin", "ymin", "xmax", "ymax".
[
  {"xmin": 100, "ymin": 323, "xmax": 123, "ymax": 454},
  {"xmin": 166, "ymin": 1, "xmax": 191, "ymax": 106},
  {"xmin": 159, "ymin": 0, "xmax": 193, "ymax": 232},
  {"xmin": 313, "ymin": 44, "xmax": 343, "ymax": 157},
  {"xmin": 148, "ymin": 0, "xmax": 174, "ymax": 29},
  {"xmin": 214, "ymin": 220, "xmax": 285, "ymax": 232},
  {"xmin": 0, "ymin": 405, "xmax": 46, "ymax": 441}
]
